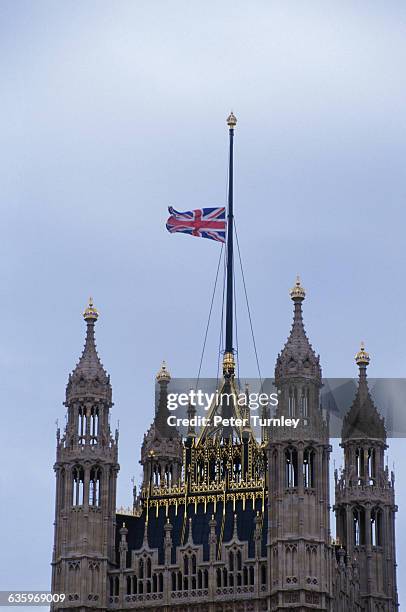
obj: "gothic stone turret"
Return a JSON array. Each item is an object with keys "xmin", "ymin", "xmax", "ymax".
[
  {"xmin": 51, "ymin": 299, "xmax": 119, "ymax": 611},
  {"xmin": 140, "ymin": 361, "xmax": 183, "ymax": 489},
  {"xmin": 334, "ymin": 344, "xmax": 399, "ymax": 611},
  {"xmin": 268, "ymin": 277, "xmax": 333, "ymax": 611}
]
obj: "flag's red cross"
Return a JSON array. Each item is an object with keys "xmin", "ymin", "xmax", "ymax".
[{"xmin": 166, "ymin": 207, "xmax": 226, "ymax": 243}]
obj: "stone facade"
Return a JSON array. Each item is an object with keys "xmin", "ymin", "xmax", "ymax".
[{"xmin": 51, "ymin": 284, "xmax": 399, "ymax": 611}]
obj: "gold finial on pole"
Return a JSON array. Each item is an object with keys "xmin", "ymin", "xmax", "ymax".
[
  {"xmin": 355, "ymin": 342, "xmax": 370, "ymax": 366},
  {"xmin": 227, "ymin": 111, "xmax": 237, "ymax": 128},
  {"xmin": 290, "ymin": 275, "xmax": 306, "ymax": 301},
  {"xmin": 156, "ymin": 360, "xmax": 171, "ymax": 382},
  {"xmin": 83, "ymin": 297, "xmax": 99, "ymax": 322}
]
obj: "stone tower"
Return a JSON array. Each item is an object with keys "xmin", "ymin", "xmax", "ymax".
[
  {"xmin": 51, "ymin": 299, "xmax": 119, "ymax": 610},
  {"xmin": 140, "ymin": 361, "xmax": 183, "ymax": 489},
  {"xmin": 334, "ymin": 343, "xmax": 399, "ymax": 611},
  {"xmin": 268, "ymin": 277, "xmax": 333, "ymax": 610}
]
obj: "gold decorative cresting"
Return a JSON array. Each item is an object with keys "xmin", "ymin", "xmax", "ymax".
[
  {"xmin": 290, "ymin": 275, "xmax": 306, "ymax": 301},
  {"xmin": 355, "ymin": 341, "xmax": 370, "ymax": 366},
  {"xmin": 223, "ymin": 351, "xmax": 235, "ymax": 375},
  {"xmin": 227, "ymin": 112, "xmax": 237, "ymax": 128},
  {"xmin": 83, "ymin": 297, "xmax": 99, "ymax": 322},
  {"xmin": 156, "ymin": 360, "xmax": 171, "ymax": 382}
]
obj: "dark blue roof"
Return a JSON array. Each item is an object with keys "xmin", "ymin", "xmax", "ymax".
[{"xmin": 116, "ymin": 496, "xmax": 267, "ymax": 566}]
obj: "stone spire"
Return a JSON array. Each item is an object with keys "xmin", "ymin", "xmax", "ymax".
[
  {"xmin": 140, "ymin": 361, "xmax": 182, "ymax": 488},
  {"xmin": 66, "ymin": 297, "xmax": 111, "ymax": 401},
  {"xmin": 335, "ymin": 343, "xmax": 397, "ymax": 610},
  {"xmin": 154, "ymin": 361, "xmax": 177, "ymax": 438},
  {"xmin": 52, "ymin": 298, "xmax": 119, "ymax": 608},
  {"xmin": 342, "ymin": 343, "xmax": 386, "ymax": 440},
  {"xmin": 275, "ymin": 276, "xmax": 321, "ymax": 384},
  {"xmin": 269, "ymin": 277, "xmax": 331, "ymax": 608}
]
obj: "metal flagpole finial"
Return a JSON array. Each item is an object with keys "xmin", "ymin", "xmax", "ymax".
[{"xmin": 227, "ymin": 112, "xmax": 237, "ymax": 128}]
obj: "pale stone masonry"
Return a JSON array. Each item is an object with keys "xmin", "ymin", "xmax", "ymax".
[{"xmin": 51, "ymin": 283, "xmax": 399, "ymax": 611}]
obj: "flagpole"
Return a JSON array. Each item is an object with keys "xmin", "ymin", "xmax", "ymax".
[{"xmin": 224, "ymin": 112, "xmax": 237, "ymax": 373}]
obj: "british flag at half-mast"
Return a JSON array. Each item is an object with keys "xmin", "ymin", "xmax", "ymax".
[{"xmin": 166, "ymin": 206, "xmax": 226, "ymax": 243}]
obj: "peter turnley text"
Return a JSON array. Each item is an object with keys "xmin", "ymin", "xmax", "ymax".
[{"xmin": 167, "ymin": 415, "xmax": 301, "ymax": 428}]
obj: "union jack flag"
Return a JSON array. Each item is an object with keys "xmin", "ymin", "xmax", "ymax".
[{"xmin": 166, "ymin": 206, "xmax": 226, "ymax": 243}]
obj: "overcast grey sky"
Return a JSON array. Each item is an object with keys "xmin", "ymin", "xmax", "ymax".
[{"xmin": 1, "ymin": 1, "xmax": 406, "ymax": 607}]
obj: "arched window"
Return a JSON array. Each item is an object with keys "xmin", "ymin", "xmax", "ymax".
[
  {"xmin": 288, "ymin": 388, "xmax": 296, "ymax": 416},
  {"xmin": 204, "ymin": 569, "xmax": 208, "ymax": 588},
  {"xmin": 303, "ymin": 448, "xmax": 315, "ymax": 488},
  {"xmin": 249, "ymin": 566, "xmax": 254, "ymax": 585},
  {"xmin": 216, "ymin": 568, "xmax": 221, "ymax": 587},
  {"xmin": 153, "ymin": 464, "xmax": 160, "ymax": 486},
  {"xmin": 353, "ymin": 507, "xmax": 366, "ymax": 546},
  {"xmin": 164, "ymin": 464, "xmax": 172, "ymax": 487},
  {"xmin": 301, "ymin": 388, "xmax": 309, "ymax": 417},
  {"xmin": 261, "ymin": 564, "xmax": 266, "ymax": 585},
  {"xmin": 146, "ymin": 557, "xmax": 151, "ymax": 578},
  {"xmin": 184, "ymin": 555, "xmax": 189, "ymax": 575},
  {"xmin": 371, "ymin": 508, "xmax": 382, "ymax": 546},
  {"xmin": 90, "ymin": 406, "xmax": 99, "ymax": 443},
  {"xmin": 72, "ymin": 466, "xmax": 84, "ymax": 505},
  {"xmin": 367, "ymin": 448, "xmax": 376, "ymax": 484},
  {"xmin": 285, "ymin": 448, "xmax": 298, "ymax": 488},
  {"xmin": 78, "ymin": 407, "xmax": 85, "ymax": 442},
  {"xmin": 89, "ymin": 467, "xmax": 101, "ymax": 506},
  {"xmin": 237, "ymin": 549, "xmax": 242, "ymax": 571},
  {"xmin": 229, "ymin": 551, "xmax": 234, "ymax": 571},
  {"xmin": 355, "ymin": 448, "xmax": 365, "ymax": 483},
  {"xmin": 285, "ymin": 544, "xmax": 297, "ymax": 576},
  {"xmin": 171, "ymin": 571, "xmax": 176, "ymax": 591},
  {"xmin": 126, "ymin": 576, "xmax": 131, "ymax": 594},
  {"xmin": 139, "ymin": 558, "xmax": 144, "ymax": 579}
]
